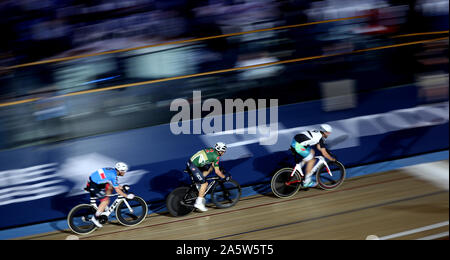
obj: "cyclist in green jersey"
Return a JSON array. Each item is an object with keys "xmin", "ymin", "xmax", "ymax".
[{"xmin": 186, "ymin": 142, "xmax": 229, "ymax": 212}]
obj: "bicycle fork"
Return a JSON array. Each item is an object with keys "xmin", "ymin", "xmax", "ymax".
[
  {"xmin": 119, "ymin": 197, "xmax": 134, "ymax": 214},
  {"xmin": 286, "ymin": 162, "xmax": 305, "ymax": 186},
  {"xmin": 315, "ymin": 156, "xmax": 333, "ymax": 177}
]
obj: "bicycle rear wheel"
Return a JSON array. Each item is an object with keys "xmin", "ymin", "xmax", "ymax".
[
  {"xmin": 211, "ymin": 180, "xmax": 241, "ymax": 208},
  {"xmin": 166, "ymin": 186, "xmax": 197, "ymax": 217},
  {"xmin": 316, "ymin": 161, "xmax": 346, "ymax": 190},
  {"xmin": 271, "ymin": 168, "xmax": 302, "ymax": 198},
  {"xmin": 67, "ymin": 204, "xmax": 97, "ymax": 235},
  {"xmin": 116, "ymin": 196, "xmax": 148, "ymax": 226}
]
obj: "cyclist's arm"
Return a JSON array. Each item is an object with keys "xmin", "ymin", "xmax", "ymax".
[
  {"xmin": 214, "ymin": 166, "xmax": 226, "ymax": 178},
  {"xmin": 316, "ymin": 143, "xmax": 335, "ymax": 161},
  {"xmin": 110, "ymin": 176, "xmax": 128, "ymax": 197},
  {"xmin": 114, "ymin": 186, "xmax": 128, "ymax": 197}
]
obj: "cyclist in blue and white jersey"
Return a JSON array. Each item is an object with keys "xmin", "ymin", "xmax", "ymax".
[
  {"xmin": 291, "ymin": 124, "xmax": 336, "ymax": 188},
  {"xmin": 86, "ymin": 162, "xmax": 134, "ymax": 228}
]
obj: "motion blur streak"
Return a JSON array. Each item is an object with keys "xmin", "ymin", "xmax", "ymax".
[
  {"xmin": 391, "ymin": 30, "xmax": 448, "ymax": 38},
  {"xmin": 2, "ymin": 15, "xmax": 367, "ymax": 71},
  {"xmin": 0, "ymin": 36, "xmax": 447, "ymax": 108}
]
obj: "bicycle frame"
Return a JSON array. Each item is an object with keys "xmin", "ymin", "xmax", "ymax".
[
  {"xmin": 185, "ymin": 168, "xmax": 222, "ymax": 196},
  {"xmin": 196, "ymin": 176, "xmax": 221, "ymax": 195},
  {"xmin": 287, "ymin": 156, "xmax": 332, "ymax": 185}
]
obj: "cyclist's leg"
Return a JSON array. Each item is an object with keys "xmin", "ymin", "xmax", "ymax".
[
  {"xmin": 304, "ymin": 149, "xmax": 315, "ymax": 179},
  {"xmin": 187, "ymin": 161, "xmax": 208, "ymax": 211},
  {"xmin": 290, "ymin": 146, "xmax": 302, "ymax": 164},
  {"xmin": 303, "ymin": 150, "xmax": 318, "ymax": 187},
  {"xmin": 198, "ymin": 165, "xmax": 213, "ymax": 197},
  {"xmin": 87, "ymin": 179, "xmax": 109, "ymax": 206},
  {"xmin": 291, "ymin": 140, "xmax": 312, "ymax": 167},
  {"xmin": 187, "ymin": 161, "xmax": 207, "ymax": 195},
  {"xmin": 88, "ymin": 180, "xmax": 108, "ymax": 227},
  {"xmin": 96, "ymin": 183, "xmax": 111, "ymax": 214},
  {"xmin": 291, "ymin": 140, "xmax": 316, "ymax": 184}
]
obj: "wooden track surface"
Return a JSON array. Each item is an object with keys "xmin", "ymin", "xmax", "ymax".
[{"xmin": 18, "ymin": 161, "xmax": 449, "ymax": 240}]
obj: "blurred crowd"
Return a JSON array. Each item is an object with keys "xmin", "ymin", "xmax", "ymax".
[
  {"xmin": 1, "ymin": 0, "xmax": 280, "ymax": 65},
  {"xmin": 0, "ymin": 0, "xmax": 448, "ymax": 66},
  {"xmin": 0, "ymin": 0, "xmax": 448, "ymax": 150}
]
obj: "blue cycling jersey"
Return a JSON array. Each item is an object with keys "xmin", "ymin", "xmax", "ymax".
[{"xmin": 89, "ymin": 167, "xmax": 119, "ymax": 187}]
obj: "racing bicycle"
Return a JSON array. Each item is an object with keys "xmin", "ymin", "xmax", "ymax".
[
  {"xmin": 67, "ymin": 185, "xmax": 148, "ymax": 235},
  {"xmin": 166, "ymin": 168, "xmax": 241, "ymax": 217},
  {"xmin": 271, "ymin": 154, "xmax": 346, "ymax": 198}
]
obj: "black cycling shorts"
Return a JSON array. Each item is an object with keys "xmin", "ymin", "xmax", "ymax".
[
  {"xmin": 86, "ymin": 178, "xmax": 111, "ymax": 201},
  {"xmin": 186, "ymin": 160, "xmax": 211, "ymax": 184}
]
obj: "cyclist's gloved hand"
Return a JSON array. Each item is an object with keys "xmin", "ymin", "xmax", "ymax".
[
  {"xmin": 222, "ymin": 175, "xmax": 232, "ymax": 182},
  {"xmin": 127, "ymin": 194, "xmax": 135, "ymax": 200}
]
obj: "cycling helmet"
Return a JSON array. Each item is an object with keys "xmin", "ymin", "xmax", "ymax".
[
  {"xmin": 115, "ymin": 162, "xmax": 129, "ymax": 172},
  {"xmin": 320, "ymin": 124, "xmax": 333, "ymax": 133},
  {"xmin": 214, "ymin": 142, "xmax": 227, "ymax": 153}
]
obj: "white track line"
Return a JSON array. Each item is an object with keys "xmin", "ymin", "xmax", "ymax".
[
  {"xmin": 416, "ymin": 232, "xmax": 449, "ymax": 240},
  {"xmin": 378, "ymin": 221, "xmax": 449, "ymax": 240}
]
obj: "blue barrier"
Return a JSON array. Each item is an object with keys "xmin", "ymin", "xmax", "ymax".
[{"xmin": 0, "ymin": 84, "xmax": 448, "ymax": 229}]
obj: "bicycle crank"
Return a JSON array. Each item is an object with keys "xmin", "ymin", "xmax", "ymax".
[
  {"xmin": 98, "ymin": 215, "xmax": 108, "ymax": 224},
  {"xmin": 180, "ymin": 201, "xmax": 194, "ymax": 207}
]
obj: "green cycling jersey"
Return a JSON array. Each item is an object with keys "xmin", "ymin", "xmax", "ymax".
[{"xmin": 190, "ymin": 148, "xmax": 220, "ymax": 169}]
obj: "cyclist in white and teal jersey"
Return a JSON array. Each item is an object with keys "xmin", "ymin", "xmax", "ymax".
[
  {"xmin": 186, "ymin": 142, "xmax": 229, "ymax": 212},
  {"xmin": 291, "ymin": 124, "xmax": 336, "ymax": 188}
]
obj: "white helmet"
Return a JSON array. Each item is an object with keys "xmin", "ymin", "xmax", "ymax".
[
  {"xmin": 214, "ymin": 142, "xmax": 227, "ymax": 153},
  {"xmin": 115, "ymin": 162, "xmax": 129, "ymax": 173},
  {"xmin": 320, "ymin": 124, "xmax": 333, "ymax": 133}
]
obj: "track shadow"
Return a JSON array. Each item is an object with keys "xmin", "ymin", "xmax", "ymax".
[{"xmin": 250, "ymin": 150, "xmax": 296, "ymax": 197}]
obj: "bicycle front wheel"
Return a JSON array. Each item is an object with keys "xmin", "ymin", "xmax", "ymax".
[
  {"xmin": 316, "ymin": 161, "xmax": 346, "ymax": 190},
  {"xmin": 271, "ymin": 168, "xmax": 302, "ymax": 198},
  {"xmin": 211, "ymin": 180, "xmax": 241, "ymax": 208},
  {"xmin": 67, "ymin": 204, "xmax": 97, "ymax": 235},
  {"xmin": 116, "ymin": 196, "xmax": 148, "ymax": 226}
]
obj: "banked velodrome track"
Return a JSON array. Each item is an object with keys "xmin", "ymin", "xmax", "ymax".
[{"xmin": 14, "ymin": 159, "xmax": 449, "ymax": 240}]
